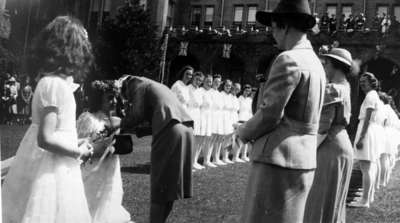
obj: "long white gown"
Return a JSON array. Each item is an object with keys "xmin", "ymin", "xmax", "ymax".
[
  {"xmin": 77, "ymin": 112, "xmax": 131, "ymax": 223},
  {"xmin": 2, "ymin": 75, "xmax": 91, "ymax": 223}
]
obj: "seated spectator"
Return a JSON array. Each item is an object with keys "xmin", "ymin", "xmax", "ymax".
[
  {"xmin": 381, "ymin": 14, "xmax": 391, "ymax": 35},
  {"xmin": 346, "ymin": 14, "xmax": 355, "ymax": 31},
  {"xmin": 339, "ymin": 14, "xmax": 347, "ymax": 31},
  {"xmin": 372, "ymin": 13, "xmax": 382, "ymax": 31}
]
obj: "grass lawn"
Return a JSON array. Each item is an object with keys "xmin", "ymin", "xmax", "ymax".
[{"xmin": 2, "ymin": 125, "xmax": 400, "ymax": 223}]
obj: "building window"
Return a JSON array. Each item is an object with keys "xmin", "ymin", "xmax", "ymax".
[
  {"xmin": 377, "ymin": 5, "xmax": 389, "ymax": 18},
  {"xmin": 341, "ymin": 5, "xmax": 352, "ymax": 20},
  {"xmin": 326, "ymin": 4, "xmax": 337, "ymax": 17},
  {"xmin": 394, "ymin": 6, "xmax": 400, "ymax": 22},
  {"xmin": 167, "ymin": 1, "xmax": 174, "ymax": 27},
  {"xmin": 233, "ymin": 5, "xmax": 244, "ymax": 25},
  {"xmin": 204, "ymin": 6, "xmax": 214, "ymax": 27},
  {"xmin": 191, "ymin": 6, "xmax": 202, "ymax": 27},
  {"xmin": 247, "ymin": 5, "xmax": 257, "ymax": 25}
]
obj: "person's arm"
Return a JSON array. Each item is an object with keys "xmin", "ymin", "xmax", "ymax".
[
  {"xmin": 237, "ymin": 53, "xmax": 300, "ymax": 142},
  {"xmin": 38, "ymin": 106, "xmax": 93, "ymax": 161},
  {"xmin": 356, "ymin": 108, "xmax": 373, "ymax": 149}
]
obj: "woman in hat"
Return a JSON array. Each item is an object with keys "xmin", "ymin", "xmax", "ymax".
[
  {"xmin": 304, "ymin": 48, "xmax": 355, "ymax": 222},
  {"xmin": 349, "ymin": 72, "xmax": 383, "ymax": 208}
]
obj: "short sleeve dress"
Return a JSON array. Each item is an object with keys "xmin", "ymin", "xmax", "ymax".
[
  {"xmin": 238, "ymin": 95, "xmax": 253, "ymax": 122},
  {"xmin": 354, "ymin": 90, "xmax": 385, "ymax": 162},
  {"xmin": 210, "ymin": 89, "xmax": 225, "ymax": 135},
  {"xmin": 77, "ymin": 112, "xmax": 131, "ymax": 223},
  {"xmin": 187, "ymin": 84, "xmax": 203, "ymax": 135},
  {"xmin": 2, "ymin": 75, "xmax": 91, "ymax": 223},
  {"xmin": 199, "ymin": 88, "xmax": 214, "ymax": 137}
]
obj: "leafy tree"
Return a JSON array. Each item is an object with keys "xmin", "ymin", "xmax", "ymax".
[{"xmin": 94, "ymin": 0, "xmax": 161, "ymax": 80}]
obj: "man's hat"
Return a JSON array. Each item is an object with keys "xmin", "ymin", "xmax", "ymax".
[{"xmin": 256, "ymin": 0, "xmax": 316, "ymax": 29}]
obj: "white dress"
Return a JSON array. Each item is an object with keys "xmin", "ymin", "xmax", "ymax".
[
  {"xmin": 171, "ymin": 80, "xmax": 190, "ymax": 111},
  {"xmin": 210, "ymin": 89, "xmax": 225, "ymax": 135},
  {"xmin": 354, "ymin": 90, "xmax": 385, "ymax": 162},
  {"xmin": 77, "ymin": 112, "xmax": 131, "ymax": 223},
  {"xmin": 221, "ymin": 91, "xmax": 234, "ymax": 135},
  {"xmin": 187, "ymin": 84, "xmax": 203, "ymax": 135},
  {"xmin": 2, "ymin": 75, "xmax": 91, "ymax": 223},
  {"xmin": 383, "ymin": 104, "xmax": 400, "ymax": 156},
  {"xmin": 231, "ymin": 95, "xmax": 240, "ymax": 125},
  {"xmin": 238, "ymin": 96, "xmax": 253, "ymax": 122},
  {"xmin": 200, "ymin": 88, "xmax": 214, "ymax": 136}
]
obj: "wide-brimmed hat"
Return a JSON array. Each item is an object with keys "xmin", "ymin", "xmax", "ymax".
[
  {"xmin": 256, "ymin": 0, "xmax": 316, "ymax": 29},
  {"xmin": 322, "ymin": 48, "xmax": 352, "ymax": 67}
]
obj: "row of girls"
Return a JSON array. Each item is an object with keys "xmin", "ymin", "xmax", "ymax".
[
  {"xmin": 171, "ymin": 66, "xmax": 253, "ymax": 170},
  {"xmin": 303, "ymin": 47, "xmax": 400, "ymax": 223},
  {"xmin": 348, "ymin": 72, "xmax": 400, "ymax": 208}
]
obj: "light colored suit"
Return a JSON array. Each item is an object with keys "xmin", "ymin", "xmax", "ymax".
[
  {"xmin": 239, "ymin": 39, "xmax": 326, "ymax": 223},
  {"xmin": 238, "ymin": 39, "xmax": 326, "ymax": 170}
]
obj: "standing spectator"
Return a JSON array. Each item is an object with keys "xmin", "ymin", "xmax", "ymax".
[
  {"xmin": 372, "ymin": 13, "xmax": 382, "ymax": 31},
  {"xmin": 356, "ymin": 13, "xmax": 366, "ymax": 31},
  {"xmin": 8, "ymin": 77, "xmax": 18, "ymax": 124},
  {"xmin": 339, "ymin": 14, "xmax": 347, "ymax": 31},
  {"xmin": 1, "ymin": 84, "xmax": 11, "ymax": 124},
  {"xmin": 346, "ymin": 14, "xmax": 355, "ymax": 31},
  {"xmin": 238, "ymin": 0, "xmax": 326, "ymax": 221},
  {"xmin": 21, "ymin": 76, "xmax": 33, "ymax": 123},
  {"xmin": 312, "ymin": 13, "xmax": 320, "ymax": 34},
  {"xmin": 329, "ymin": 14, "xmax": 337, "ymax": 34},
  {"xmin": 381, "ymin": 14, "xmax": 391, "ymax": 35},
  {"xmin": 320, "ymin": 13, "xmax": 330, "ymax": 32}
]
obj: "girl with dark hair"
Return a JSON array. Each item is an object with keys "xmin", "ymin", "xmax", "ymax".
[
  {"xmin": 2, "ymin": 16, "xmax": 94, "ymax": 222},
  {"xmin": 349, "ymin": 72, "xmax": 384, "ymax": 208},
  {"xmin": 305, "ymin": 48, "xmax": 354, "ymax": 222},
  {"xmin": 171, "ymin": 65, "xmax": 194, "ymax": 110},
  {"xmin": 209, "ymin": 74, "xmax": 226, "ymax": 166},
  {"xmin": 188, "ymin": 71, "xmax": 205, "ymax": 170},
  {"xmin": 76, "ymin": 80, "xmax": 132, "ymax": 223},
  {"xmin": 237, "ymin": 84, "xmax": 253, "ymax": 162}
]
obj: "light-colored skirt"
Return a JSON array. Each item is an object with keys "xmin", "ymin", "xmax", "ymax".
[
  {"xmin": 187, "ymin": 106, "xmax": 201, "ymax": 135},
  {"xmin": 212, "ymin": 109, "xmax": 225, "ymax": 135},
  {"xmin": 2, "ymin": 124, "xmax": 91, "ymax": 223},
  {"xmin": 199, "ymin": 108, "xmax": 213, "ymax": 136},
  {"xmin": 353, "ymin": 120, "xmax": 384, "ymax": 162}
]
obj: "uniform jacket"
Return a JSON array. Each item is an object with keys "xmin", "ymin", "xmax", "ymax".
[
  {"xmin": 121, "ymin": 76, "xmax": 193, "ymax": 138},
  {"xmin": 238, "ymin": 39, "xmax": 326, "ymax": 170}
]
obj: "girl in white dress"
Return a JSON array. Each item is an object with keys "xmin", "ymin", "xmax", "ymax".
[
  {"xmin": 77, "ymin": 80, "xmax": 131, "ymax": 223},
  {"xmin": 210, "ymin": 75, "xmax": 226, "ymax": 166},
  {"xmin": 235, "ymin": 84, "xmax": 253, "ymax": 162},
  {"xmin": 350, "ymin": 72, "xmax": 382, "ymax": 208},
  {"xmin": 379, "ymin": 94, "xmax": 399, "ymax": 187},
  {"xmin": 2, "ymin": 16, "xmax": 94, "ymax": 223},
  {"xmin": 221, "ymin": 79, "xmax": 234, "ymax": 164},
  {"xmin": 231, "ymin": 83, "xmax": 244, "ymax": 163},
  {"xmin": 200, "ymin": 75, "xmax": 217, "ymax": 167},
  {"xmin": 188, "ymin": 72, "xmax": 205, "ymax": 170},
  {"xmin": 171, "ymin": 66, "xmax": 193, "ymax": 111}
]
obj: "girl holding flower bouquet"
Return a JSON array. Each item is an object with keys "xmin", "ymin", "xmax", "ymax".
[
  {"xmin": 77, "ymin": 80, "xmax": 132, "ymax": 223},
  {"xmin": 2, "ymin": 16, "xmax": 94, "ymax": 223}
]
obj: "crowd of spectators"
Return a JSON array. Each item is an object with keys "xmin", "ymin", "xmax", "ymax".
[{"xmin": 314, "ymin": 12, "xmax": 400, "ymax": 36}]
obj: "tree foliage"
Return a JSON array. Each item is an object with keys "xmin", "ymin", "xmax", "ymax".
[{"xmin": 94, "ymin": 0, "xmax": 160, "ymax": 80}]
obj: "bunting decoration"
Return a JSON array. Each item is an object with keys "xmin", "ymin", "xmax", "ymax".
[
  {"xmin": 222, "ymin": 43, "xmax": 232, "ymax": 58},
  {"xmin": 178, "ymin": 41, "xmax": 189, "ymax": 56}
]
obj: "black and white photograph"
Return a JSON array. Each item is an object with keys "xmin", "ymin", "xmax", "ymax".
[{"xmin": 1, "ymin": 0, "xmax": 400, "ymax": 222}]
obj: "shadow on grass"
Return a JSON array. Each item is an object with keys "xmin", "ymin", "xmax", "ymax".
[{"xmin": 121, "ymin": 162, "xmax": 151, "ymax": 174}]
